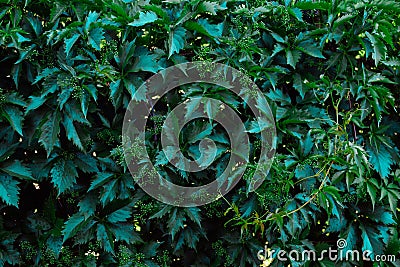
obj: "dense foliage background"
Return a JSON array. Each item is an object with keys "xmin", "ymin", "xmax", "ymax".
[{"xmin": 0, "ymin": 0, "xmax": 399, "ymax": 266}]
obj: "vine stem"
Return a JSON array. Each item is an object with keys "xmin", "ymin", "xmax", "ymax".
[
  {"xmin": 293, "ymin": 161, "xmax": 331, "ymax": 185},
  {"xmin": 265, "ymin": 161, "xmax": 334, "ymax": 221},
  {"xmin": 348, "ymin": 93, "xmax": 358, "ymax": 141},
  {"xmin": 221, "ymin": 161, "xmax": 335, "ymax": 227}
]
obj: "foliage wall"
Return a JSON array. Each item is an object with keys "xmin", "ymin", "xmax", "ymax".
[{"xmin": 0, "ymin": 0, "xmax": 399, "ymax": 266}]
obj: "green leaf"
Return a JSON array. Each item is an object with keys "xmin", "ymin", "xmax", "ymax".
[
  {"xmin": 109, "ymin": 223, "xmax": 142, "ymax": 244},
  {"xmin": 15, "ymin": 44, "xmax": 36, "ymax": 64},
  {"xmin": 293, "ymin": 73, "xmax": 307, "ymax": 98},
  {"xmin": 360, "ymin": 224, "xmax": 384, "ymax": 257},
  {"xmin": 0, "ymin": 174, "xmax": 20, "ymax": 207},
  {"xmin": 286, "ymin": 49, "xmax": 301, "ymax": 68},
  {"xmin": 2, "ymin": 105, "xmax": 23, "ymax": 136},
  {"xmin": 88, "ymin": 172, "xmax": 114, "ymax": 191},
  {"xmin": 84, "ymin": 84, "xmax": 97, "ymax": 102},
  {"xmin": 288, "ymin": 7, "xmax": 303, "ymax": 22},
  {"xmin": 80, "ymin": 91, "xmax": 89, "ymax": 118},
  {"xmin": 168, "ymin": 208, "xmax": 186, "ymax": 240},
  {"xmin": 198, "ymin": 1, "xmax": 227, "ymax": 15},
  {"xmin": 85, "ymin": 11, "xmax": 100, "ymax": 31},
  {"xmin": 366, "ymin": 178, "xmax": 379, "ymax": 209},
  {"xmin": 368, "ymin": 205, "xmax": 396, "ymax": 225},
  {"xmin": 75, "ymin": 153, "xmax": 98, "ymax": 173},
  {"xmin": 62, "ymin": 213, "xmax": 86, "ymax": 243},
  {"xmin": 107, "ymin": 205, "xmax": 131, "ymax": 223},
  {"xmin": 294, "ymin": 1, "xmax": 331, "ymax": 10},
  {"xmin": 297, "ymin": 42, "xmax": 325, "ymax": 58},
  {"xmin": 367, "ymin": 145, "xmax": 393, "ymax": 179},
  {"xmin": 168, "ymin": 26, "xmax": 186, "ymax": 58},
  {"xmin": 240, "ymin": 196, "xmax": 257, "ymax": 218},
  {"xmin": 65, "ymin": 33, "xmax": 80, "ymax": 56},
  {"xmin": 50, "ymin": 3, "xmax": 66, "ymax": 23},
  {"xmin": 109, "ymin": 79, "xmax": 122, "ymax": 108},
  {"xmin": 16, "ymin": 32, "xmax": 30, "ymax": 43},
  {"xmin": 380, "ymin": 184, "xmax": 400, "ymax": 215},
  {"xmin": 185, "ymin": 207, "xmax": 202, "ymax": 227},
  {"xmin": 128, "ymin": 11, "xmax": 158, "ymax": 27},
  {"xmin": 382, "ymin": 59, "xmax": 400, "ymax": 67},
  {"xmin": 339, "ymin": 223, "xmax": 357, "ymax": 258},
  {"xmin": 143, "ymin": 241, "xmax": 162, "ymax": 257},
  {"xmin": 185, "ymin": 19, "xmax": 223, "ymax": 39},
  {"xmin": 62, "ymin": 114, "xmax": 84, "ymax": 151},
  {"xmin": 131, "ymin": 53, "xmax": 162, "ymax": 73},
  {"xmin": 62, "ymin": 104, "xmax": 89, "ymax": 151},
  {"xmin": 271, "ymin": 43, "xmax": 285, "ymax": 57},
  {"xmin": 33, "ymin": 67, "xmax": 59, "ymax": 84},
  {"xmin": 270, "ymin": 32, "xmax": 285, "ymax": 43},
  {"xmin": 366, "ymin": 32, "xmax": 387, "ymax": 66},
  {"xmin": 11, "ymin": 64, "xmax": 21, "ymax": 88},
  {"xmin": 100, "ymin": 179, "xmax": 118, "ymax": 206},
  {"xmin": 25, "ymin": 95, "xmax": 46, "ymax": 114},
  {"xmin": 51, "ymin": 160, "xmax": 78, "ymax": 195},
  {"xmin": 26, "ymin": 16, "xmax": 42, "ymax": 36},
  {"xmin": 88, "ymin": 27, "xmax": 104, "ymax": 51},
  {"xmin": 97, "ymin": 223, "xmax": 114, "ymax": 253},
  {"xmin": 301, "ymin": 131, "xmax": 313, "ymax": 155},
  {"xmin": 46, "ymin": 236, "xmax": 62, "ymax": 258},
  {"xmin": 78, "ymin": 193, "xmax": 97, "ymax": 219},
  {"xmin": 184, "ymin": 120, "xmax": 213, "ymax": 144},
  {"xmin": 0, "ymin": 160, "xmax": 33, "ymax": 180},
  {"xmin": 6, "ymin": 93, "xmax": 26, "ymax": 107},
  {"xmin": 58, "ymin": 88, "xmax": 73, "ymax": 109},
  {"xmin": 39, "ymin": 111, "xmax": 61, "ymax": 156}
]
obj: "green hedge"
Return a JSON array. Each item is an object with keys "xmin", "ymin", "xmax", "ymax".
[{"xmin": 0, "ymin": 0, "xmax": 399, "ymax": 266}]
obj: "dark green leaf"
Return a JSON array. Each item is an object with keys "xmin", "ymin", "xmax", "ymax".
[{"xmin": 0, "ymin": 174, "xmax": 20, "ymax": 207}]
